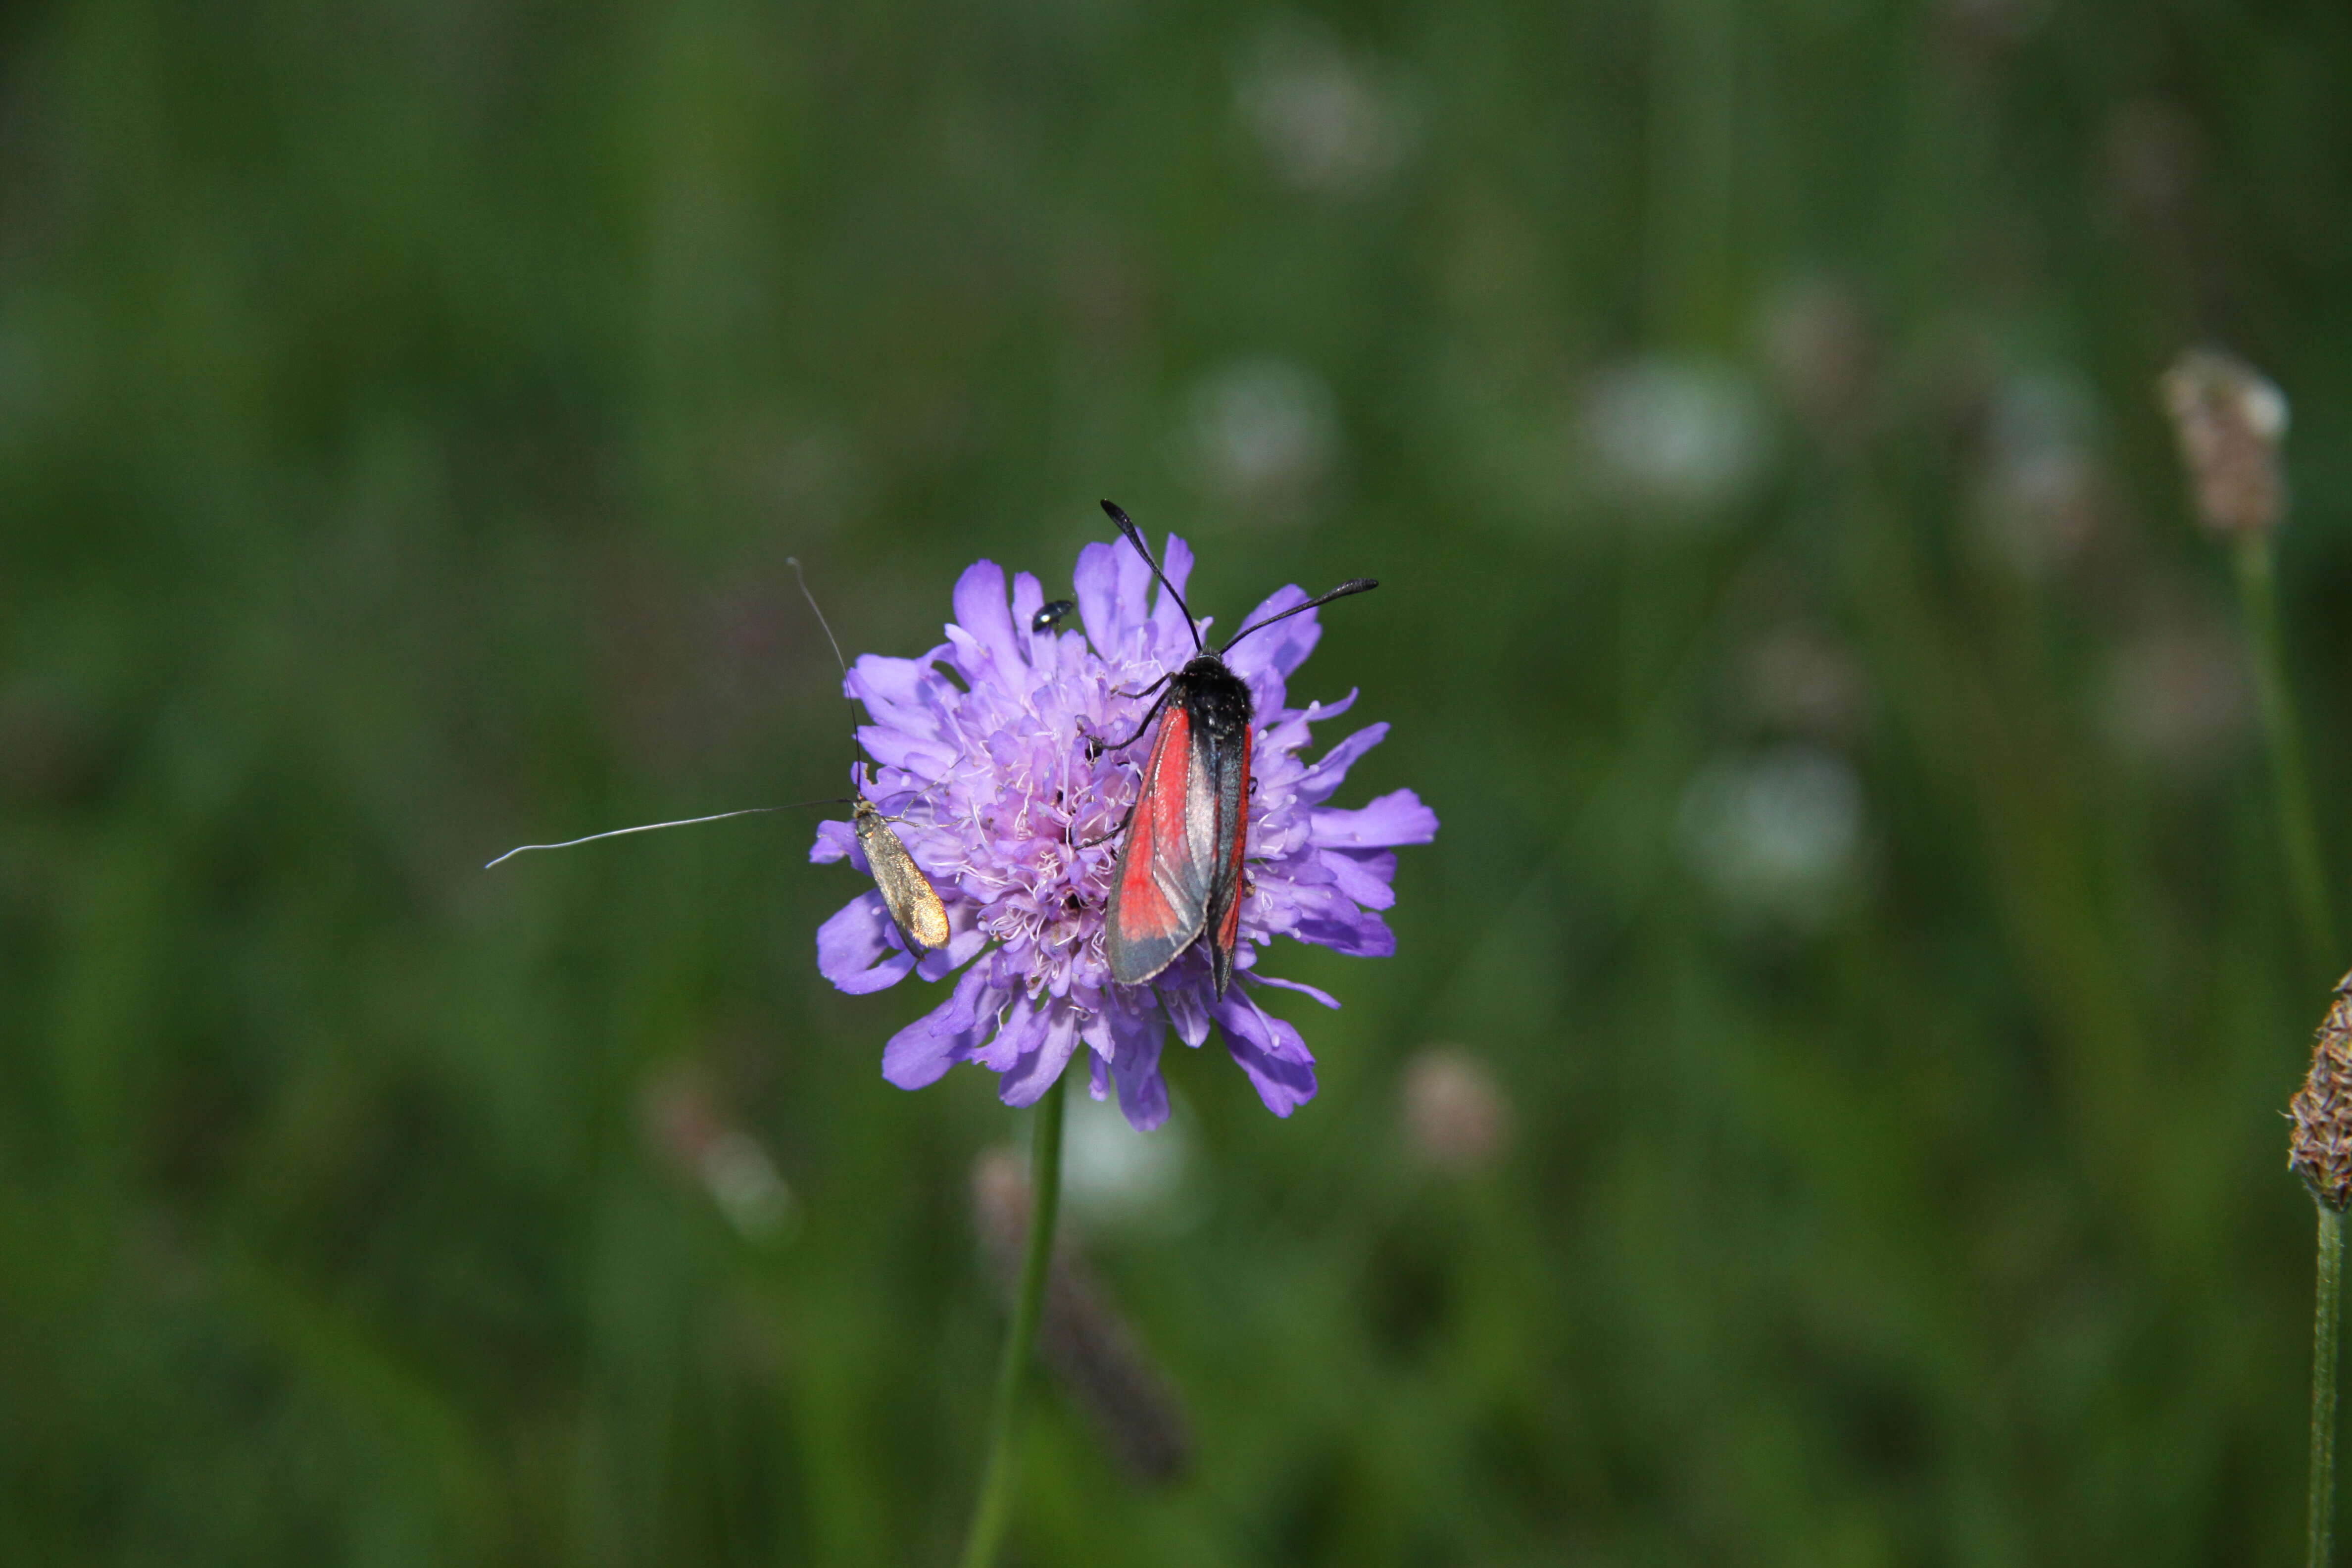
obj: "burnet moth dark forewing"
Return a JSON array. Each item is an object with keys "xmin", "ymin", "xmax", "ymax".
[{"xmin": 1090, "ymin": 501, "xmax": 1375, "ymax": 996}]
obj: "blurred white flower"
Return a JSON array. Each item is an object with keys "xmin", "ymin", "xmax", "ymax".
[
  {"xmin": 1236, "ymin": 19, "xmax": 1414, "ymax": 195},
  {"xmin": 1183, "ymin": 356, "xmax": 1340, "ymax": 512},
  {"xmin": 1677, "ymin": 746, "xmax": 1864, "ymax": 927},
  {"xmin": 1062, "ymin": 1088, "xmax": 1193, "ymax": 1230},
  {"xmin": 1580, "ymin": 355, "xmax": 1770, "ymax": 516}
]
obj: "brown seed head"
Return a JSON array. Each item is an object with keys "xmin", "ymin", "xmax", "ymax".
[
  {"xmin": 2159, "ymin": 349, "xmax": 2289, "ymax": 538},
  {"xmin": 2289, "ymin": 972, "xmax": 2352, "ymax": 1212}
]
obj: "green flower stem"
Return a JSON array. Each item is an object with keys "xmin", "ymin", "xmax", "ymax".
[
  {"xmin": 2314, "ymin": 1205, "xmax": 2344, "ymax": 1568},
  {"xmin": 2235, "ymin": 533, "xmax": 2339, "ymax": 978},
  {"xmin": 958, "ymin": 1070, "xmax": 1069, "ymax": 1568}
]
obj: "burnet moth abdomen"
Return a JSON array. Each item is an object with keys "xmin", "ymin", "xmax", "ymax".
[{"xmin": 1091, "ymin": 500, "xmax": 1375, "ymax": 996}]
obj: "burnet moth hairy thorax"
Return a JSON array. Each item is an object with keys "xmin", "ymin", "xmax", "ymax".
[
  {"xmin": 483, "ymin": 560, "xmax": 950, "ymax": 960},
  {"xmin": 1091, "ymin": 500, "xmax": 1376, "ymax": 997}
]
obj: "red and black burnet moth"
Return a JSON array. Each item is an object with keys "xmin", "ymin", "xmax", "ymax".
[{"xmin": 1090, "ymin": 500, "xmax": 1376, "ymax": 997}]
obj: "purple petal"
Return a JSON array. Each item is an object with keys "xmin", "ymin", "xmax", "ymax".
[
  {"xmin": 1111, "ymin": 532, "xmax": 1156, "ymax": 634},
  {"xmin": 1011, "ymin": 571, "xmax": 1049, "ymax": 653},
  {"xmin": 978, "ymin": 990, "xmax": 1046, "ymax": 1074},
  {"xmin": 999, "ymin": 1003, "xmax": 1084, "ymax": 1106},
  {"xmin": 848, "ymin": 651, "xmax": 956, "ymax": 735},
  {"xmin": 1296, "ymin": 723, "xmax": 1390, "ymax": 805},
  {"xmin": 1318, "ymin": 847, "xmax": 1399, "ymax": 911},
  {"xmin": 882, "ymin": 964, "xmax": 996, "ymax": 1088},
  {"xmin": 915, "ymin": 924, "xmax": 990, "ymax": 982},
  {"xmin": 1257, "ymin": 689, "xmax": 1359, "ymax": 761},
  {"xmin": 1145, "ymin": 535, "xmax": 1198, "ymax": 655},
  {"xmin": 1311, "ymin": 788, "xmax": 1439, "ymax": 848},
  {"xmin": 1293, "ymin": 898, "xmax": 1396, "ymax": 958},
  {"xmin": 1161, "ymin": 978, "xmax": 1212, "ymax": 1048},
  {"xmin": 1248, "ymin": 972, "xmax": 1341, "ymax": 1009},
  {"xmin": 810, "ymin": 818, "xmax": 856, "ymax": 865},
  {"xmin": 1078, "ymin": 1005, "xmax": 1115, "ymax": 1060},
  {"xmin": 1078, "ymin": 533, "xmax": 1160, "ymax": 660},
  {"xmin": 1073, "ymin": 540, "xmax": 1129, "ymax": 662},
  {"xmin": 1107, "ymin": 1005, "xmax": 1171, "ymax": 1129},
  {"xmin": 1212, "ymin": 990, "xmax": 1318, "ymax": 1117},
  {"xmin": 817, "ymin": 893, "xmax": 920, "ymax": 994},
  {"xmin": 857, "ymin": 728, "xmax": 960, "ymax": 778},
  {"xmin": 1224, "ymin": 585, "xmax": 1320, "ymax": 713},
  {"xmin": 1263, "ymin": 873, "xmax": 1397, "ymax": 953},
  {"xmin": 949, "ymin": 560, "xmax": 1024, "ymax": 683}
]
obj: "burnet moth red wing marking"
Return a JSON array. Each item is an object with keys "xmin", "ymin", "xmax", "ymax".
[
  {"xmin": 1092, "ymin": 500, "xmax": 1375, "ymax": 997},
  {"xmin": 484, "ymin": 561, "xmax": 951, "ymax": 965},
  {"xmin": 1031, "ymin": 598, "xmax": 1075, "ymax": 634},
  {"xmin": 789, "ymin": 559, "xmax": 951, "ymax": 958}
]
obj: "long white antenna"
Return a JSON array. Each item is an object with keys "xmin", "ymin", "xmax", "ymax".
[
  {"xmin": 484, "ymin": 807, "xmax": 796, "ymax": 869},
  {"xmin": 786, "ymin": 555, "xmax": 868, "ymax": 785},
  {"xmin": 787, "ymin": 556, "xmax": 852, "ymax": 678},
  {"xmin": 487, "ymin": 558, "xmax": 871, "ymax": 873}
]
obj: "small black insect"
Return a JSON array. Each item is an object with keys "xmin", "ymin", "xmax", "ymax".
[{"xmin": 1032, "ymin": 598, "xmax": 1076, "ymax": 635}]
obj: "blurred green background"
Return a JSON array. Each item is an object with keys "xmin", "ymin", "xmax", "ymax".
[{"xmin": 6, "ymin": 0, "xmax": 2352, "ymax": 1562}]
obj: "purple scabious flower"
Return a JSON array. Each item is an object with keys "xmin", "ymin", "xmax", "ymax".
[{"xmin": 810, "ymin": 532, "xmax": 1437, "ymax": 1130}]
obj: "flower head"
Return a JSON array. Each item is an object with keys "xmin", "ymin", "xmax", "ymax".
[
  {"xmin": 2161, "ymin": 348, "xmax": 2289, "ymax": 538},
  {"xmin": 2292, "ymin": 972, "xmax": 2352, "ymax": 1213},
  {"xmin": 810, "ymin": 530, "xmax": 1436, "ymax": 1129}
]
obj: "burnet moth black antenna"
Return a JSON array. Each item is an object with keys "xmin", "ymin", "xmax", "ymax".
[
  {"xmin": 1221, "ymin": 576, "xmax": 1379, "ymax": 654},
  {"xmin": 1097, "ymin": 499, "xmax": 1377, "ymax": 660},
  {"xmin": 1100, "ymin": 500, "xmax": 1203, "ymax": 655}
]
